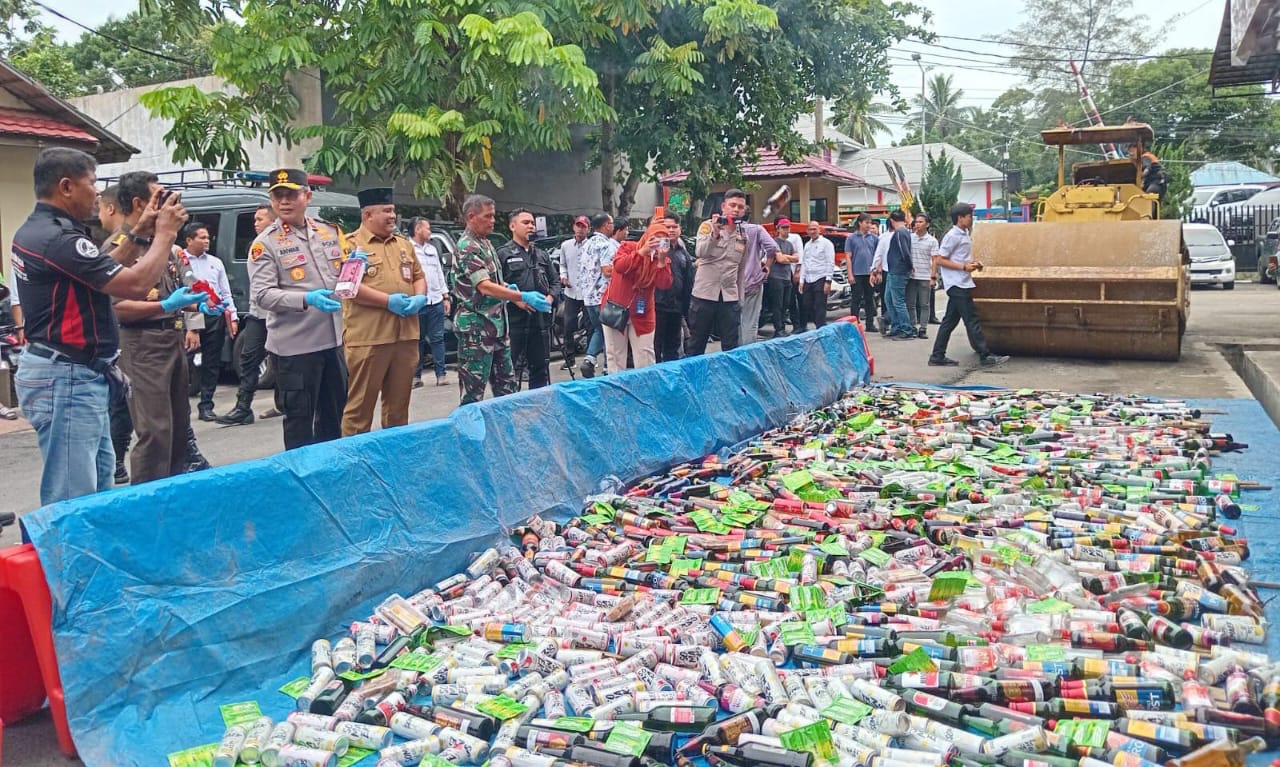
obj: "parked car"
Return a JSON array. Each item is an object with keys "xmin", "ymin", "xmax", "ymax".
[
  {"xmin": 1183, "ymin": 223, "xmax": 1235, "ymax": 290},
  {"xmin": 1213, "ymin": 186, "xmax": 1280, "ymax": 244},
  {"xmin": 1188, "ymin": 185, "xmax": 1266, "ymax": 223}
]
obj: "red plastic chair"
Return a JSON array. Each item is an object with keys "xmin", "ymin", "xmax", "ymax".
[{"xmin": 0, "ymin": 544, "xmax": 75, "ymax": 757}]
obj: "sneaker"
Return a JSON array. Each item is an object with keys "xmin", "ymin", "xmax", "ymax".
[
  {"xmin": 929, "ymin": 317, "xmax": 941, "ymax": 324},
  {"xmin": 0, "ymin": 405, "xmax": 17, "ymax": 420},
  {"xmin": 928, "ymin": 356, "xmax": 960, "ymax": 366},
  {"xmin": 580, "ymin": 357, "xmax": 596, "ymax": 379},
  {"xmin": 412, "ymin": 377, "xmax": 425, "ymax": 389},
  {"xmin": 917, "ymin": 327, "xmax": 928, "ymax": 339},
  {"xmin": 980, "ymin": 354, "xmax": 1011, "ymax": 367},
  {"xmin": 114, "ymin": 460, "xmax": 130, "ymax": 485},
  {"xmin": 436, "ymin": 376, "xmax": 449, "ymax": 387},
  {"xmin": 863, "ymin": 322, "xmax": 877, "ymax": 333}
]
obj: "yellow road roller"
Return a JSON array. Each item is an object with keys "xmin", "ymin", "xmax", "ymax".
[{"xmin": 971, "ymin": 123, "xmax": 1189, "ymax": 361}]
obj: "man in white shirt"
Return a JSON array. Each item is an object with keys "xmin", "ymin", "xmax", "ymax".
[
  {"xmin": 870, "ymin": 219, "xmax": 893, "ymax": 333},
  {"xmin": 576, "ymin": 213, "xmax": 617, "ymax": 377},
  {"xmin": 181, "ymin": 222, "xmax": 237, "ymax": 421},
  {"xmin": 907, "ymin": 213, "xmax": 938, "ymax": 339},
  {"xmin": 929, "ymin": 203, "xmax": 1008, "ymax": 368},
  {"xmin": 557, "ymin": 215, "xmax": 590, "ymax": 369},
  {"xmin": 797, "ymin": 221, "xmax": 835, "ymax": 331},
  {"xmin": 411, "ymin": 218, "xmax": 451, "ymax": 387}
]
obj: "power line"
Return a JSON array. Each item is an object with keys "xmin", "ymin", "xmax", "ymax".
[{"xmin": 32, "ymin": 0, "xmax": 189, "ymax": 65}]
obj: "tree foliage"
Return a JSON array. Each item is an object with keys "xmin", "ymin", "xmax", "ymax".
[
  {"xmin": 918, "ymin": 150, "xmax": 961, "ymax": 236},
  {"xmin": 1, "ymin": 6, "xmax": 212, "ymax": 98},
  {"xmin": 141, "ymin": 0, "xmax": 609, "ymax": 218},
  {"xmin": 913, "ymin": 74, "xmax": 973, "ymax": 141},
  {"xmin": 1157, "ymin": 142, "xmax": 1192, "ymax": 220},
  {"xmin": 581, "ymin": 0, "xmax": 925, "ymax": 215},
  {"xmin": 996, "ymin": 0, "xmax": 1158, "ymax": 87},
  {"xmin": 832, "ymin": 98, "xmax": 902, "ymax": 149}
]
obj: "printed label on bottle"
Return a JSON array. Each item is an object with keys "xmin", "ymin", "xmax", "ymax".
[
  {"xmin": 911, "ymin": 692, "xmax": 948, "ymax": 711},
  {"xmin": 671, "ymin": 707, "xmax": 695, "ymax": 724}
]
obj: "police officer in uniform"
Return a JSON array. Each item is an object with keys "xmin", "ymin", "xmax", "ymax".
[
  {"xmin": 248, "ymin": 168, "xmax": 348, "ymax": 450},
  {"xmin": 449, "ymin": 194, "xmax": 552, "ymax": 404},
  {"xmin": 11, "ymin": 148, "xmax": 188, "ymax": 505},
  {"xmin": 103, "ymin": 172, "xmax": 217, "ymax": 484},
  {"xmin": 497, "ymin": 208, "xmax": 558, "ymax": 389},
  {"xmin": 342, "ymin": 187, "xmax": 426, "ymax": 435}
]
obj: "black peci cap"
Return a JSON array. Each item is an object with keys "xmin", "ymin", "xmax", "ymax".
[{"xmin": 357, "ymin": 187, "xmax": 395, "ymax": 208}]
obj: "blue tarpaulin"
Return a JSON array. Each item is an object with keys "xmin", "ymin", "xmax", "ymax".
[{"xmin": 23, "ymin": 323, "xmax": 871, "ymax": 766}]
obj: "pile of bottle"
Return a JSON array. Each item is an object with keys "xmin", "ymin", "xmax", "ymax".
[{"xmin": 203, "ymin": 387, "xmax": 1277, "ymax": 767}]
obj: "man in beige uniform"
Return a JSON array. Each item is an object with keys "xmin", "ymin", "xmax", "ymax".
[
  {"xmin": 248, "ymin": 168, "xmax": 348, "ymax": 450},
  {"xmin": 342, "ymin": 187, "xmax": 426, "ymax": 435}
]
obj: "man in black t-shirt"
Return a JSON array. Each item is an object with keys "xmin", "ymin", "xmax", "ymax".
[{"xmin": 11, "ymin": 148, "xmax": 189, "ymax": 506}]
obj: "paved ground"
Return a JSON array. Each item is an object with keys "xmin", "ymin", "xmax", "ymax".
[{"xmin": 3, "ymin": 281, "xmax": 1280, "ymax": 764}]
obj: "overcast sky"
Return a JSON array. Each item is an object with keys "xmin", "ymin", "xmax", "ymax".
[{"xmin": 39, "ymin": 0, "xmax": 1225, "ymax": 140}]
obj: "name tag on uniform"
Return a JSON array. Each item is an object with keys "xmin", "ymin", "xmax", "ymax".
[
  {"xmin": 506, "ymin": 256, "xmax": 523, "ymax": 264},
  {"xmin": 281, "ymin": 253, "xmax": 306, "ymax": 268},
  {"xmin": 279, "ymin": 245, "xmax": 302, "ymax": 256},
  {"xmin": 401, "ymin": 264, "xmax": 412, "ymax": 282}
]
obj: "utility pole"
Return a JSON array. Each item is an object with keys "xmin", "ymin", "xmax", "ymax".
[
  {"xmin": 1069, "ymin": 60, "xmax": 1117, "ymax": 158},
  {"xmin": 1003, "ymin": 142, "xmax": 1010, "ymax": 221},
  {"xmin": 913, "ymin": 53, "xmax": 926, "ymax": 191}
]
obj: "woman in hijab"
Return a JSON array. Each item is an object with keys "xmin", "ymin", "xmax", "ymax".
[{"xmin": 600, "ymin": 216, "xmax": 674, "ymax": 371}]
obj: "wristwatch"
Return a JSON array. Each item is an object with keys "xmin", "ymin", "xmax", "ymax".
[{"xmin": 127, "ymin": 232, "xmax": 153, "ymax": 247}]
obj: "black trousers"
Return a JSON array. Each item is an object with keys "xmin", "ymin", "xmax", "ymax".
[
  {"xmin": 685, "ymin": 296, "xmax": 740, "ymax": 356},
  {"xmin": 197, "ymin": 314, "xmax": 226, "ymax": 411},
  {"xmin": 233, "ymin": 315, "xmax": 267, "ymax": 409},
  {"xmin": 275, "ymin": 347, "xmax": 348, "ymax": 450},
  {"xmin": 764, "ymin": 279, "xmax": 791, "ymax": 334},
  {"xmin": 509, "ymin": 315, "xmax": 550, "ymax": 389},
  {"xmin": 654, "ymin": 310, "xmax": 684, "ymax": 363},
  {"xmin": 931, "ymin": 286, "xmax": 991, "ymax": 360},
  {"xmin": 851, "ymin": 274, "xmax": 878, "ymax": 327},
  {"xmin": 561, "ymin": 296, "xmax": 584, "ymax": 360},
  {"xmin": 800, "ymin": 279, "xmax": 829, "ymax": 330}
]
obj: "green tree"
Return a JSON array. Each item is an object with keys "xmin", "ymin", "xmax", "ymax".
[
  {"xmin": 834, "ymin": 98, "xmax": 901, "ymax": 148},
  {"xmin": 997, "ymin": 0, "xmax": 1158, "ymax": 87},
  {"xmin": 141, "ymin": 0, "xmax": 609, "ymax": 218},
  {"xmin": 918, "ymin": 149, "xmax": 961, "ymax": 236},
  {"xmin": 65, "ymin": 12, "xmax": 213, "ymax": 94},
  {"xmin": 5, "ymin": 26, "xmax": 80, "ymax": 97},
  {"xmin": 583, "ymin": 0, "xmax": 925, "ymax": 215},
  {"xmin": 1157, "ymin": 142, "xmax": 1191, "ymax": 220},
  {"xmin": 1102, "ymin": 49, "xmax": 1280, "ymax": 170},
  {"xmin": 914, "ymin": 73, "xmax": 972, "ymax": 140}
]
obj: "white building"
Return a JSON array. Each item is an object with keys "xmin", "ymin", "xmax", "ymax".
[{"xmin": 841, "ymin": 143, "xmax": 1005, "ymax": 210}]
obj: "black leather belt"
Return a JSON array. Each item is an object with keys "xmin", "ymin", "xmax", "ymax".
[{"xmin": 26, "ymin": 343, "xmax": 110, "ymax": 367}]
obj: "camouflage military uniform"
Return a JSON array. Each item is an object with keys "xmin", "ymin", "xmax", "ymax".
[{"xmin": 448, "ymin": 231, "xmax": 516, "ymax": 404}]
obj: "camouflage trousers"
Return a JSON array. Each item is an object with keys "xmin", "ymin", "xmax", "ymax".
[{"xmin": 456, "ymin": 329, "xmax": 517, "ymax": 405}]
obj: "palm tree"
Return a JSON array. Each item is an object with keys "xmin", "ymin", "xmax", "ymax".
[
  {"xmin": 915, "ymin": 73, "xmax": 974, "ymax": 140},
  {"xmin": 838, "ymin": 99, "xmax": 895, "ymax": 148}
]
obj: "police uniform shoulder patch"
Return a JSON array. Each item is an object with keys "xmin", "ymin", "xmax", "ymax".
[
  {"xmin": 75, "ymin": 237, "xmax": 100, "ymax": 259},
  {"xmin": 250, "ymin": 242, "xmax": 265, "ymax": 261}
]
